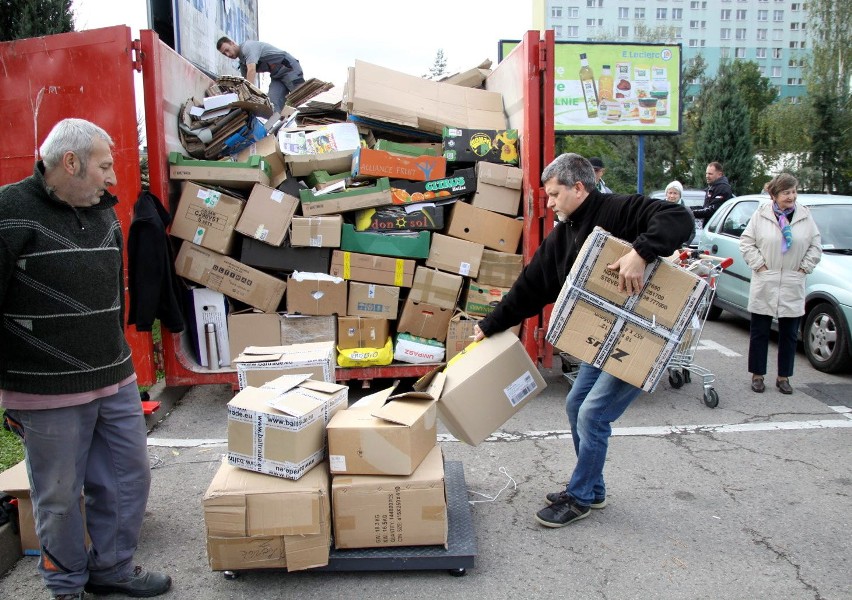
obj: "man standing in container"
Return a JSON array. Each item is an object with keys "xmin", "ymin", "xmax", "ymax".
[
  {"xmin": 0, "ymin": 119, "xmax": 171, "ymax": 599},
  {"xmin": 216, "ymin": 36, "xmax": 305, "ymax": 114},
  {"xmin": 474, "ymin": 153, "xmax": 693, "ymax": 528},
  {"xmin": 694, "ymin": 161, "xmax": 734, "ymax": 224}
]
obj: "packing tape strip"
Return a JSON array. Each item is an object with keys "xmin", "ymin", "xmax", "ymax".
[
  {"xmin": 394, "ymin": 259, "xmax": 404, "ymax": 287},
  {"xmin": 343, "ymin": 252, "xmax": 351, "ymax": 280}
]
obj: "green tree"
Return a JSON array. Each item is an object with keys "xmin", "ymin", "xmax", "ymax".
[
  {"xmin": 725, "ymin": 60, "xmax": 778, "ymax": 145},
  {"xmin": 428, "ymin": 49, "xmax": 448, "ymax": 79},
  {"xmin": 0, "ymin": 0, "xmax": 74, "ymax": 42}
]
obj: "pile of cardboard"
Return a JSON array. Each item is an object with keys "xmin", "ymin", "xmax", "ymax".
[{"xmin": 168, "ymin": 59, "xmax": 530, "ymax": 375}]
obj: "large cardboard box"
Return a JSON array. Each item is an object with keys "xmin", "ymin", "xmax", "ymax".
[
  {"xmin": 397, "ymin": 299, "xmax": 453, "ymax": 342},
  {"xmin": 290, "ymin": 215, "xmax": 343, "ymax": 248},
  {"xmin": 175, "ymin": 242, "xmax": 286, "ymax": 313},
  {"xmin": 170, "ymin": 182, "xmax": 245, "ymax": 254},
  {"xmin": 234, "ymin": 342, "xmax": 336, "ymax": 388},
  {"xmin": 464, "ymin": 281, "xmax": 511, "ymax": 317},
  {"xmin": 446, "ymin": 201, "xmax": 522, "ymax": 253},
  {"xmin": 477, "ymin": 249, "xmax": 524, "ymax": 288},
  {"xmin": 545, "ymin": 228, "xmax": 708, "ymax": 391},
  {"xmin": 227, "ymin": 378, "xmax": 347, "ymax": 479},
  {"xmin": 330, "ymin": 251, "xmax": 416, "ymax": 287},
  {"xmin": 234, "ymin": 135, "xmax": 287, "ymax": 187},
  {"xmin": 347, "ymin": 282, "xmax": 400, "ymax": 320},
  {"xmin": 439, "ymin": 330, "xmax": 547, "ymax": 446},
  {"xmin": 408, "ymin": 266, "xmax": 463, "ymax": 310},
  {"xmin": 331, "ymin": 445, "xmax": 447, "ymax": 549},
  {"xmin": 327, "ymin": 371, "xmax": 443, "ymax": 476},
  {"xmin": 426, "ymin": 233, "xmax": 484, "ymax": 278},
  {"xmin": 203, "ymin": 459, "xmax": 331, "ymax": 571},
  {"xmin": 185, "ymin": 287, "xmax": 230, "ymax": 368},
  {"xmin": 337, "ymin": 316, "xmax": 390, "ymax": 350},
  {"xmin": 286, "ymin": 273, "xmax": 347, "ymax": 316},
  {"xmin": 227, "ymin": 313, "xmax": 336, "ymax": 362},
  {"xmin": 234, "ymin": 183, "xmax": 299, "ymax": 247},
  {"xmin": 240, "ymin": 238, "xmax": 332, "ymax": 273},
  {"xmin": 344, "ymin": 60, "xmax": 507, "ymax": 134},
  {"xmin": 445, "ymin": 311, "xmax": 480, "ymax": 361},
  {"xmin": 471, "ymin": 162, "xmax": 523, "ymax": 216},
  {"xmin": 168, "ymin": 152, "xmax": 271, "ymax": 190},
  {"xmin": 351, "ymin": 147, "xmax": 447, "ymax": 181},
  {"xmin": 340, "ymin": 224, "xmax": 431, "ymax": 259}
]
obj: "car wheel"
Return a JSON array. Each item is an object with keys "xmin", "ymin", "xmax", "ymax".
[{"xmin": 804, "ymin": 302, "xmax": 850, "ymax": 373}]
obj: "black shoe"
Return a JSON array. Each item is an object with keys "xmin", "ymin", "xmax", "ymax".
[
  {"xmin": 85, "ymin": 566, "xmax": 171, "ymax": 598},
  {"xmin": 53, "ymin": 594, "xmax": 85, "ymax": 600},
  {"xmin": 544, "ymin": 490, "xmax": 607, "ymax": 509},
  {"xmin": 776, "ymin": 379, "xmax": 793, "ymax": 394},
  {"xmin": 751, "ymin": 377, "xmax": 765, "ymax": 393},
  {"xmin": 535, "ymin": 494, "xmax": 591, "ymax": 528}
]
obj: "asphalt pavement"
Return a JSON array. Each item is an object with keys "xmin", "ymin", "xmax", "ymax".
[{"xmin": 1, "ymin": 314, "xmax": 850, "ymax": 600}]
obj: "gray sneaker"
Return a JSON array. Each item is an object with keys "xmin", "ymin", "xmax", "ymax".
[
  {"xmin": 535, "ymin": 494, "xmax": 591, "ymax": 528},
  {"xmin": 545, "ymin": 490, "xmax": 607, "ymax": 509},
  {"xmin": 85, "ymin": 566, "xmax": 171, "ymax": 597}
]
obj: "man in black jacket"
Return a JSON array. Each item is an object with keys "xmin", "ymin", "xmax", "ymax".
[
  {"xmin": 693, "ymin": 161, "xmax": 734, "ymax": 223},
  {"xmin": 474, "ymin": 153, "xmax": 693, "ymax": 528}
]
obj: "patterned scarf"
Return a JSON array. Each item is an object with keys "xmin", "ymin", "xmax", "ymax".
[{"xmin": 772, "ymin": 202, "xmax": 794, "ymax": 254}]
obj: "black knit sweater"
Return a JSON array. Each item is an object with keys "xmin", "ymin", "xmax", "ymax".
[
  {"xmin": 479, "ymin": 189, "xmax": 694, "ymax": 336},
  {"xmin": 0, "ymin": 163, "xmax": 135, "ymax": 395}
]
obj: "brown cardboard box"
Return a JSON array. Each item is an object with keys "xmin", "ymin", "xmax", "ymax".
[
  {"xmin": 337, "ymin": 316, "xmax": 390, "ymax": 350},
  {"xmin": 170, "ymin": 182, "xmax": 245, "ymax": 254},
  {"xmin": 425, "ymin": 234, "xmax": 484, "ymax": 278},
  {"xmin": 446, "ymin": 201, "xmax": 522, "ymax": 253},
  {"xmin": 347, "ymin": 282, "xmax": 400, "ymax": 320},
  {"xmin": 285, "ymin": 149, "xmax": 355, "ymax": 177},
  {"xmin": 464, "ymin": 281, "xmax": 511, "ymax": 317},
  {"xmin": 286, "ymin": 273, "xmax": 347, "ymax": 316},
  {"xmin": 471, "ymin": 162, "xmax": 523, "ymax": 216},
  {"xmin": 227, "ymin": 312, "xmax": 336, "ymax": 362},
  {"xmin": 331, "ymin": 445, "xmax": 447, "ymax": 550},
  {"xmin": 546, "ymin": 228, "xmax": 708, "ymax": 391},
  {"xmin": 397, "ymin": 299, "xmax": 453, "ymax": 342},
  {"xmin": 235, "ymin": 135, "xmax": 287, "ymax": 187},
  {"xmin": 235, "ymin": 183, "xmax": 299, "ymax": 247},
  {"xmin": 330, "ymin": 250, "xmax": 416, "ymax": 287},
  {"xmin": 327, "ymin": 371, "xmax": 443, "ymax": 476},
  {"xmin": 280, "ymin": 315, "xmax": 337, "ymax": 346},
  {"xmin": 439, "ymin": 330, "xmax": 547, "ymax": 446},
  {"xmin": 203, "ymin": 459, "xmax": 331, "ymax": 571},
  {"xmin": 290, "ymin": 216, "xmax": 343, "ymax": 248},
  {"xmin": 227, "ymin": 379, "xmax": 346, "ymax": 479},
  {"xmin": 445, "ymin": 312, "xmax": 480, "ymax": 361},
  {"xmin": 234, "ymin": 342, "xmax": 336, "ymax": 388},
  {"xmin": 477, "ymin": 249, "xmax": 524, "ymax": 288},
  {"xmin": 175, "ymin": 242, "xmax": 286, "ymax": 313},
  {"xmin": 409, "ymin": 266, "xmax": 463, "ymax": 310},
  {"xmin": 169, "ymin": 157, "xmax": 271, "ymax": 191}
]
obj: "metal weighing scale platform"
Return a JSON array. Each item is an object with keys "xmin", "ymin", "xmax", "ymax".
[{"xmin": 224, "ymin": 461, "xmax": 477, "ymax": 579}]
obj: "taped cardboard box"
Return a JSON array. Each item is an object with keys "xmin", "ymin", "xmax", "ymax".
[
  {"xmin": 398, "ymin": 299, "xmax": 453, "ymax": 342},
  {"xmin": 327, "ymin": 370, "xmax": 443, "ymax": 476},
  {"xmin": 464, "ymin": 281, "xmax": 511, "ymax": 317},
  {"xmin": 439, "ymin": 330, "xmax": 546, "ymax": 446},
  {"xmin": 170, "ymin": 182, "xmax": 245, "ymax": 255},
  {"xmin": 175, "ymin": 242, "xmax": 286, "ymax": 313},
  {"xmin": 408, "ymin": 266, "xmax": 463, "ymax": 311},
  {"xmin": 344, "ymin": 60, "xmax": 507, "ymax": 135},
  {"xmin": 337, "ymin": 316, "xmax": 390, "ymax": 350},
  {"xmin": 545, "ymin": 228, "xmax": 708, "ymax": 391},
  {"xmin": 471, "ymin": 162, "xmax": 523, "ymax": 216},
  {"xmin": 477, "ymin": 249, "xmax": 523, "ymax": 288},
  {"xmin": 227, "ymin": 378, "xmax": 346, "ymax": 479},
  {"xmin": 393, "ymin": 333, "xmax": 445, "ymax": 364},
  {"xmin": 235, "ymin": 183, "xmax": 299, "ymax": 247},
  {"xmin": 280, "ymin": 314, "xmax": 337, "ymax": 346},
  {"xmin": 331, "ymin": 445, "xmax": 447, "ymax": 549},
  {"xmin": 351, "ymin": 147, "xmax": 447, "ymax": 182},
  {"xmin": 446, "ymin": 201, "xmax": 523, "ymax": 253},
  {"xmin": 330, "ymin": 251, "xmax": 416, "ymax": 287},
  {"xmin": 347, "ymin": 282, "xmax": 400, "ymax": 319},
  {"xmin": 286, "ymin": 272, "xmax": 347, "ymax": 316},
  {"xmin": 203, "ymin": 459, "xmax": 331, "ymax": 571},
  {"xmin": 426, "ymin": 233, "xmax": 484, "ymax": 278},
  {"xmin": 340, "ymin": 224, "xmax": 431, "ymax": 260},
  {"xmin": 234, "ymin": 342, "xmax": 336, "ymax": 388},
  {"xmin": 290, "ymin": 215, "xmax": 343, "ymax": 248},
  {"xmin": 234, "ymin": 135, "xmax": 287, "ymax": 187}
]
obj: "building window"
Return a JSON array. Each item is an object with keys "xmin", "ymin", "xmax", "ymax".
[
  {"xmin": 772, "ymin": 48, "xmax": 783, "ymax": 58},
  {"xmin": 568, "ymin": 6, "xmax": 579, "ymax": 18},
  {"xmin": 721, "ymin": 9, "xmax": 731, "ymax": 19},
  {"xmin": 567, "ymin": 26, "xmax": 579, "ymax": 37},
  {"xmin": 690, "ymin": 20, "xmax": 700, "ymax": 28},
  {"xmin": 790, "ymin": 22, "xmax": 799, "ymax": 30},
  {"xmin": 554, "ymin": 25, "xmax": 563, "ymax": 37},
  {"xmin": 721, "ymin": 28, "xmax": 731, "ymax": 39},
  {"xmin": 618, "ymin": 25, "xmax": 629, "ymax": 36},
  {"xmin": 586, "ymin": 0, "xmax": 603, "ymax": 7},
  {"xmin": 736, "ymin": 28, "xmax": 747, "ymax": 40},
  {"xmin": 773, "ymin": 10, "xmax": 784, "ymax": 21},
  {"xmin": 657, "ymin": 8, "xmax": 667, "ymax": 19},
  {"xmin": 791, "ymin": 2, "xmax": 801, "ymax": 10},
  {"xmin": 551, "ymin": 6, "xmax": 562, "ymax": 18},
  {"xmin": 587, "ymin": 18, "xmax": 596, "ymax": 26},
  {"xmin": 688, "ymin": 39, "xmax": 699, "ymax": 47},
  {"xmin": 758, "ymin": 65, "xmax": 766, "ymax": 76},
  {"xmin": 701, "ymin": 39, "xmax": 706, "ymax": 47},
  {"xmin": 618, "ymin": 7, "xmax": 629, "ymax": 19},
  {"xmin": 773, "ymin": 28, "xmax": 783, "ymax": 40},
  {"xmin": 674, "ymin": 26, "xmax": 682, "ymax": 38},
  {"xmin": 735, "ymin": 47, "xmax": 746, "ymax": 58},
  {"xmin": 771, "ymin": 66, "xmax": 781, "ymax": 78},
  {"xmin": 736, "ymin": 9, "xmax": 747, "ymax": 19},
  {"xmin": 672, "ymin": 8, "xmax": 683, "ymax": 19},
  {"xmin": 635, "ymin": 8, "xmax": 645, "ymax": 18},
  {"xmin": 757, "ymin": 29, "xmax": 767, "ymax": 40},
  {"xmin": 756, "ymin": 48, "xmax": 767, "ymax": 58},
  {"xmin": 721, "ymin": 47, "xmax": 731, "ymax": 58},
  {"xmin": 758, "ymin": 10, "xmax": 768, "ymax": 20}
]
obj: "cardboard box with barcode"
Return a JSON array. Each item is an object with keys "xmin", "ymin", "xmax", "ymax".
[
  {"xmin": 351, "ymin": 147, "xmax": 447, "ymax": 182},
  {"xmin": 464, "ymin": 281, "xmax": 511, "ymax": 317},
  {"xmin": 290, "ymin": 215, "xmax": 343, "ymax": 248},
  {"xmin": 477, "ymin": 249, "xmax": 523, "ymax": 288},
  {"xmin": 203, "ymin": 459, "xmax": 331, "ymax": 571},
  {"xmin": 546, "ymin": 227, "xmax": 708, "ymax": 391},
  {"xmin": 327, "ymin": 369, "xmax": 443, "ymax": 476},
  {"xmin": 168, "ymin": 152, "xmax": 271, "ymax": 191},
  {"xmin": 347, "ymin": 282, "xmax": 400, "ymax": 320},
  {"xmin": 393, "ymin": 333, "xmax": 445, "ymax": 364},
  {"xmin": 397, "ymin": 299, "xmax": 453, "ymax": 342},
  {"xmin": 438, "ymin": 330, "xmax": 546, "ymax": 446},
  {"xmin": 234, "ymin": 135, "xmax": 287, "ymax": 187},
  {"xmin": 337, "ymin": 316, "xmax": 390, "ymax": 350},
  {"xmin": 185, "ymin": 287, "xmax": 231, "ymax": 368},
  {"xmin": 340, "ymin": 224, "xmax": 431, "ymax": 259},
  {"xmin": 425, "ymin": 233, "xmax": 484, "ymax": 278},
  {"xmin": 227, "ymin": 375, "xmax": 346, "ymax": 480},
  {"xmin": 170, "ymin": 182, "xmax": 245, "ymax": 254},
  {"xmin": 175, "ymin": 242, "xmax": 286, "ymax": 313},
  {"xmin": 331, "ymin": 445, "xmax": 447, "ymax": 550},
  {"xmin": 408, "ymin": 266, "xmax": 463, "ymax": 310},
  {"xmin": 471, "ymin": 161, "xmax": 523, "ymax": 216},
  {"xmin": 234, "ymin": 341, "xmax": 336, "ymax": 388},
  {"xmin": 235, "ymin": 183, "xmax": 299, "ymax": 247},
  {"xmin": 446, "ymin": 201, "xmax": 523, "ymax": 253},
  {"xmin": 300, "ymin": 178, "xmax": 393, "ymax": 216},
  {"xmin": 330, "ymin": 251, "xmax": 416, "ymax": 287},
  {"xmin": 286, "ymin": 272, "xmax": 347, "ymax": 316}
]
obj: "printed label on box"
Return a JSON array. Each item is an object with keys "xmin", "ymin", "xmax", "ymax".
[
  {"xmin": 459, "ymin": 262, "xmax": 471, "ymax": 276},
  {"xmin": 504, "ymin": 371, "xmax": 539, "ymax": 407},
  {"xmin": 329, "ymin": 455, "xmax": 346, "ymax": 472},
  {"xmin": 310, "ymin": 235, "xmax": 322, "ymax": 247},
  {"xmin": 193, "ymin": 227, "xmax": 205, "ymax": 245}
]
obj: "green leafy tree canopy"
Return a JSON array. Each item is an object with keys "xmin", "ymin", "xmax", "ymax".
[{"xmin": 0, "ymin": 0, "xmax": 74, "ymax": 42}]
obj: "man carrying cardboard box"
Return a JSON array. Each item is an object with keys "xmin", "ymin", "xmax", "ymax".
[{"xmin": 474, "ymin": 153, "xmax": 693, "ymax": 529}]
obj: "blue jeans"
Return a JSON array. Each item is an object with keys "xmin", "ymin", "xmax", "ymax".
[
  {"xmin": 5, "ymin": 383, "xmax": 151, "ymax": 596},
  {"xmin": 564, "ymin": 363, "xmax": 643, "ymax": 506}
]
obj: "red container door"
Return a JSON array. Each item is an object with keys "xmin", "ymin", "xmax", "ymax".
[{"xmin": 0, "ymin": 26, "xmax": 157, "ymax": 385}]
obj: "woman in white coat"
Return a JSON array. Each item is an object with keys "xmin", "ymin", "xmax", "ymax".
[{"xmin": 739, "ymin": 173, "xmax": 822, "ymax": 394}]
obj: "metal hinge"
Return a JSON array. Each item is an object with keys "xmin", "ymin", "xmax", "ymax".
[{"xmin": 131, "ymin": 40, "xmax": 143, "ymax": 72}]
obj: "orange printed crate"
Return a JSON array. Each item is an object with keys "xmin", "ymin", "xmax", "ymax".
[{"xmin": 352, "ymin": 148, "xmax": 447, "ymax": 182}]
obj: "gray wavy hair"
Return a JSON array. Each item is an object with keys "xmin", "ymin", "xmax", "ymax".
[
  {"xmin": 40, "ymin": 118, "xmax": 113, "ymax": 172},
  {"xmin": 541, "ymin": 153, "xmax": 596, "ymax": 192}
]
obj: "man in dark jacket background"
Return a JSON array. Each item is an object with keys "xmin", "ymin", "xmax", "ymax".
[
  {"xmin": 473, "ymin": 153, "xmax": 693, "ymax": 529},
  {"xmin": 693, "ymin": 161, "xmax": 734, "ymax": 223}
]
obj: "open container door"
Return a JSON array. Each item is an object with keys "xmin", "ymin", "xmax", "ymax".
[{"xmin": 0, "ymin": 26, "xmax": 158, "ymax": 385}]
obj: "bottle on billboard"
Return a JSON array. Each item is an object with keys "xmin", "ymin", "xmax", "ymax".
[
  {"xmin": 599, "ymin": 64, "xmax": 613, "ymax": 101},
  {"xmin": 579, "ymin": 53, "xmax": 598, "ymax": 118}
]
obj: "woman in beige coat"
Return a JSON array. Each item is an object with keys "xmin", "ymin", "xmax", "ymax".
[{"xmin": 739, "ymin": 173, "xmax": 822, "ymax": 394}]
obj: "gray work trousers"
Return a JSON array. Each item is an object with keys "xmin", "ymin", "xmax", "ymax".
[{"xmin": 5, "ymin": 383, "xmax": 151, "ymax": 596}]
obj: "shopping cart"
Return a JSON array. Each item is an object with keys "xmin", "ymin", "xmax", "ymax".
[{"xmin": 666, "ymin": 250, "xmax": 734, "ymax": 408}]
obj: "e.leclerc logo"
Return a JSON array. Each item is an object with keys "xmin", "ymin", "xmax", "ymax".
[{"xmin": 661, "ymin": 49, "xmax": 673, "ymax": 61}]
